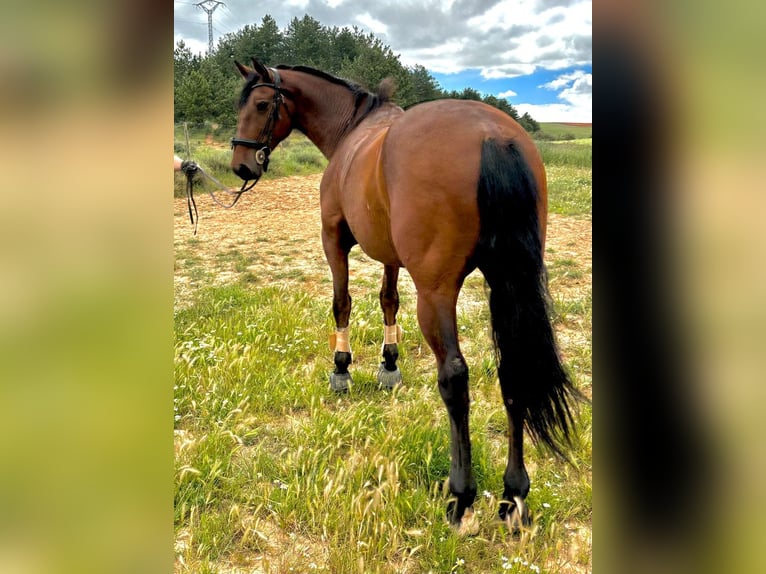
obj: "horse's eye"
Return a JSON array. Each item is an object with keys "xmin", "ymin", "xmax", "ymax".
[{"xmin": 256, "ymin": 101, "xmax": 269, "ymax": 112}]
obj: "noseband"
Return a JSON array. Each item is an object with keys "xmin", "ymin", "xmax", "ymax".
[{"xmin": 230, "ymin": 68, "xmax": 285, "ymax": 189}]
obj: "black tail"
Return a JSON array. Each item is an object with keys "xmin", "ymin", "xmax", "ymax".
[{"xmin": 476, "ymin": 139, "xmax": 580, "ymax": 458}]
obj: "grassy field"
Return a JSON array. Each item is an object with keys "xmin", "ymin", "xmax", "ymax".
[
  {"xmin": 536, "ymin": 123, "xmax": 592, "ymax": 141},
  {"xmin": 174, "ymin": 129, "xmax": 591, "ymax": 573},
  {"xmin": 537, "ymin": 140, "xmax": 592, "ymax": 217}
]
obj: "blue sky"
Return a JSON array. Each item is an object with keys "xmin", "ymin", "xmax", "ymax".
[
  {"xmin": 432, "ymin": 64, "xmax": 592, "ymax": 120},
  {"xmin": 174, "ymin": 0, "xmax": 592, "ymax": 122}
]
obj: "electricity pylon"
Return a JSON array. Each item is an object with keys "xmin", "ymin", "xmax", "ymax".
[{"xmin": 195, "ymin": 1, "xmax": 225, "ymax": 53}]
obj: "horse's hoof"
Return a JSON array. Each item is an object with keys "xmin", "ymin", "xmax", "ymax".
[
  {"xmin": 329, "ymin": 372, "xmax": 352, "ymax": 393},
  {"xmin": 450, "ymin": 507, "xmax": 480, "ymax": 537},
  {"xmin": 499, "ymin": 496, "xmax": 531, "ymax": 536},
  {"xmin": 377, "ymin": 363, "xmax": 402, "ymax": 389}
]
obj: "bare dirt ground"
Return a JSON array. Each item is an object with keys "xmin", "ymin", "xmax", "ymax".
[{"xmin": 174, "ymin": 173, "xmax": 592, "ymax": 312}]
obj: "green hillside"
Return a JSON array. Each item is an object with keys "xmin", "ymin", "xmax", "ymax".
[{"xmin": 538, "ymin": 122, "xmax": 592, "ymax": 140}]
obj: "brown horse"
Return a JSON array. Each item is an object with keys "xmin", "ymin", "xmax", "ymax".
[{"xmin": 231, "ymin": 59, "xmax": 579, "ymax": 534}]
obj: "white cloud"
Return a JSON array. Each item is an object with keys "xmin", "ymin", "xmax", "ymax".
[
  {"xmin": 515, "ymin": 102, "xmax": 591, "ymax": 123},
  {"xmin": 541, "ymin": 70, "xmax": 591, "ymax": 91},
  {"xmin": 174, "ymin": 33, "xmax": 209, "ymax": 56},
  {"xmin": 558, "ymin": 76, "xmax": 591, "ymax": 106},
  {"xmin": 399, "ymin": 40, "xmax": 468, "ymax": 73},
  {"xmin": 523, "ymin": 68, "xmax": 591, "ymax": 121},
  {"xmin": 458, "ymin": 0, "xmax": 591, "ymax": 73},
  {"xmin": 480, "ymin": 64, "xmax": 537, "ymax": 79},
  {"xmin": 498, "ymin": 89, "xmax": 517, "ymax": 98},
  {"xmin": 356, "ymin": 13, "xmax": 388, "ymax": 35}
]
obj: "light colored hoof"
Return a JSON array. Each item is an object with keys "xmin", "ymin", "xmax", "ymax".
[
  {"xmin": 504, "ymin": 496, "xmax": 530, "ymax": 535},
  {"xmin": 453, "ymin": 507, "xmax": 480, "ymax": 537},
  {"xmin": 377, "ymin": 363, "xmax": 402, "ymax": 389},
  {"xmin": 329, "ymin": 372, "xmax": 352, "ymax": 392}
]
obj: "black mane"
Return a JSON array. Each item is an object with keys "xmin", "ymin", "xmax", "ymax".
[
  {"xmin": 275, "ymin": 64, "xmax": 378, "ymax": 100},
  {"xmin": 238, "ymin": 63, "xmax": 393, "ymax": 129},
  {"xmin": 275, "ymin": 64, "xmax": 392, "ymax": 123}
]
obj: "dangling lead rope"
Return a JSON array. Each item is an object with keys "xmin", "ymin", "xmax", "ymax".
[
  {"xmin": 182, "ymin": 161, "xmax": 257, "ymax": 235},
  {"xmin": 185, "ymin": 165, "xmax": 199, "ymax": 235}
]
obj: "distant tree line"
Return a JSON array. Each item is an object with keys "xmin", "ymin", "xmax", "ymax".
[{"xmin": 174, "ymin": 14, "xmax": 539, "ymax": 133}]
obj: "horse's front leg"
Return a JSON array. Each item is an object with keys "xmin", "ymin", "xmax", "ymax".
[
  {"xmin": 377, "ymin": 264, "xmax": 403, "ymax": 389},
  {"xmin": 322, "ymin": 220, "xmax": 355, "ymax": 392}
]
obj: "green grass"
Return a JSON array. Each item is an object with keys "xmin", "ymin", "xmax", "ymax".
[
  {"xmin": 174, "ymin": 127, "xmax": 591, "ymax": 573},
  {"xmin": 545, "ymin": 165, "xmax": 592, "ymax": 217},
  {"xmin": 536, "ymin": 123, "xmax": 592, "ymax": 141},
  {"xmin": 174, "ymin": 277, "xmax": 591, "ymax": 572},
  {"xmin": 536, "ymin": 138, "xmax": 592, "ymax": 217},
  {"xmin": 535, "ymin": 141, "xmax": 592, "ymax": 169}
]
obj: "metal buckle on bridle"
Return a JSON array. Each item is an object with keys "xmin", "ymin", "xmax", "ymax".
[
  {"xmin": 255, "ymin": 148, "xmax": 268, "ymax": 166},
  {"xmin": 228, "ymin": 138, "xmax": 271, "ymax": 178}
]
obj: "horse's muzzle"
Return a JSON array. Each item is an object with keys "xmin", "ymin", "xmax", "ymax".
[{"xmin": 233, "ymin": 163, "xmax": 260, "ymax": 182}]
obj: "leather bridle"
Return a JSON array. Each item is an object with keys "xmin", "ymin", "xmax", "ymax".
[{"xmin": 230, "ymin": 67, "xmax": 286, "ymax": 191}]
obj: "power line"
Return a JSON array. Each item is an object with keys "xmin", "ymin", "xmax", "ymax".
[
  {"xmin": 213, "ymin": 23, "xmax": 233, "ymax": 35},
  {"xmin": 213, "ymin": 24, "xmax": 233, "ymax": 39}
]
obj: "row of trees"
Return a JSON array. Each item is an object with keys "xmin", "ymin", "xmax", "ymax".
[{"xmin": 174, "ymin": 14, "xmax": 539, "ymax": 133}]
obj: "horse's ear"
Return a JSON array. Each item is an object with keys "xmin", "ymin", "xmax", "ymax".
[
  {"xmin": 376, "ymin": 77, "xmax": 397, "ymax": 102},
  {"xmin": 251, "ymin": 58, "xmax": 272, "ymax": 82},
  {"xmin": 235, "ymin": 60, "xmax": 252, "ymax": 79}
]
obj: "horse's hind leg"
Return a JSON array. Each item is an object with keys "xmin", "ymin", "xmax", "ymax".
[
  {"xmin": 322, "ymin": 222, "xmax": 355, "ymax": 392},
  {"xmin": 416, "ymin": 288, "xmax": 478, "ymax": 535},
  {"xmin": 377, "ymin": 264, "xmax": 403, "ymax": 389},
  {"xmin": 498, "ymin": 397, "xmax": 531, "ymax": 534}
]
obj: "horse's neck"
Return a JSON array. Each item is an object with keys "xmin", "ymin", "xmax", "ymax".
[
  {"xmin": 297, "ymin": 111, "xmax": 351, "ymax": 159},
  {"xmin": 288, "ymin": 76, "xmax": 362, "ymax": 158}
]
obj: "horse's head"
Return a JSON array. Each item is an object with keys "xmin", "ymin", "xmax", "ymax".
[{"xmin": 231, "ymin": 58, "xmax": 292, "ymax": 183}]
